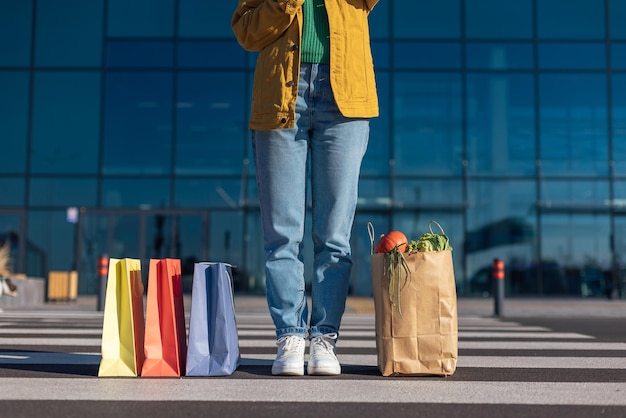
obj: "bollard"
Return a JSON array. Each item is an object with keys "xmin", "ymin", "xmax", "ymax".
[
  {"xmin": 493, "ymin": 258, "xmax": 505, "ymax": 316},
  {"xmin": 97, "ymin": 254, "xmax": 109, "ymax": 311}
]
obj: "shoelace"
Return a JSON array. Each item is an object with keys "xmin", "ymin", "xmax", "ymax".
[
  {"xmin": 277, "ymin": 335, "xmax": 304, "ymax": 352},
  {"xmin": 311, "ymin": 333, "xmax": 337, "ymax": 354}
]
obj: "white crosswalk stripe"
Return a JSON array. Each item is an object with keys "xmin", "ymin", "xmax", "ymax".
[
  {"xmin": 0, "ymin": 309, "xmax": 624, "ymax": 409},
  {"xmin": 0, "ymin": 378, "xmax": 623, "ymax": 406}
]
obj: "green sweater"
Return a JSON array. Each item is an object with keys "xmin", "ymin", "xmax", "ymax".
[{"xmin": 301, "ymin": 0, "xmax": 330, "ymax": 63}]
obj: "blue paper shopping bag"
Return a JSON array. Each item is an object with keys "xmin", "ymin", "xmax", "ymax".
[{"xmin": 186, "ymin": 262, "xmax": 240, "ymax": 376}]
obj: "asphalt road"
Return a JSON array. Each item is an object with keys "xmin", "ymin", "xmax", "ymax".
[{"xmin": 0, "ymin": 307, "xmax": 624, "ymax": 418}]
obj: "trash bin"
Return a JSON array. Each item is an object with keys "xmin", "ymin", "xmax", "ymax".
[{"xmin": 47, "ymin": 271, "xmax": 78, "ymax": 302}]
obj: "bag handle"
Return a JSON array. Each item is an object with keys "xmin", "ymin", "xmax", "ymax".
[
  {"xmin": 429, "ymin": 220, "xmax": 446, "ymax": 235},
  {"xmin": 367, "ymin": 222, "xmax": 375, "ymax": 255},
  {"xmin": 199, "ymin": 261, "xmax": 237, "ymax": 268}
]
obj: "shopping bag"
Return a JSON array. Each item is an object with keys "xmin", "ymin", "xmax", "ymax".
[
  {"xmin": 142, "ymin": 258, "xmax": 187, "ymax": 377},
  {"xmin": 370, "ymin": 222, "xmax": 458, "ymax": 376},
  {"xmin": 98, "ymin": 258, "xmax": 145, "ymax": 377},
  {"xmin": 186, "ymin": 262, "xmax": 240, "ymax": 376}
]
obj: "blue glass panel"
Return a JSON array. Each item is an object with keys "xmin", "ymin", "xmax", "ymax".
[
  {"xmin": 368, "ymin": 0, "xmax": 389, "ymax": 39},
  {"xmin": 362, "ymin": 71, "xmax": 389, "ymax": 175},
  {"xmin": 357, "ymin": 179, "xmax": 390, "ymax": 209},
  {"xmin": 0, "ymin": 71, "xmax": 29, "ymax": 173},
  {"xmin": 610, "ymin": 0, "xmax": 626, "ymax": 39},
  {"xmin": 393, "ymin": 0, "xmax": 460, "ymax": 39},
  {"xmin": 394, "ymin": 42, "xmax": 461, "ymax": 69},
  {"xmin": 81, "ymin": 213, "xmax": 141, "ymax": 261},
  {"xmin": 175, "ymin": 71, "xmax": 245, "ymax": 175},
  {"xmin": 103, "ymin": 71, "xmax": 173, "ymax": 175},
  {"xmin": 107, "ymin": 41, "xmax": 174, "ymax": 68},
  {"xmin": 612, "ymin": 42, "xmax": 626, "ymax": 69},
  {"xmin": 398, "ymin": 214, "xmax": 464, "ymax": 250},
  {"xmin": 0, "ymin": 214, "xmax": 21, "ymax": 251},
  {"xmin": 31, "ymin": 72, "xmax": 101, "ymax": 174},
  {"xmin": 394, "ymin": 180, "xmax": 463, "ymax": 206},
  {"xmin": 466, "ymin": 180, "xmax": 536, "ymax": 295},
  {"xmin": 466, "ymin": 74, "xmax": 536, "ymax": 176},
  {"xmin": 27, "ymin": 210, "xmax": 75, "ymax": 271},
  {"xmin": 541, "ymin": 180, "xmax": 609, "ymax": 207},
  {"xmin": 35, "ymin": 0, "xmax": 103, "ymax": 67},
  {"xmin": 175, "ymin": 214, "xmax": 206, "ymax": 288},
  {"xmin": 244, "ymin": 73, "xmax": 255, "ymax": 175},
  {"xmin": 538, "ymin": 42, "xmax": 606, "ymax": 69},
  {"xmin": 354, "ymin": 214, "xmax": 390, "ymax": 295},
  {"xmin": 144, "ymin": 213, "xmax": 172, "ymax": 263},
  {"xmin": 540, "ymin": 214, "xmax": 610, "ymax": 296},
  {"xmin": 178, "ymin": 41, "xmax": 246, "ymax": 68},
  {"xmin": 537, "ymin": 0, "xmax": 605, "ymax": 39},
  {"xmin": 0, "ymin": 178, "xmax": 26, "ymax": 206},
  {"xmin": 467, "ymin": 181, "xmax": 536, "ymax": 226},
  {"xmin": 247, "ymin": 52, "xmax": 259, "ymax": 68},
  {"xmin": 244, "ymin": 210, "xmax": 267, "ymax": 292},
  {"xmin": 179, "ymin": 1, "xmax": 234, "ymax": 37},
  {"xmin": 393, "ymin": 73, "xmax": 463, "ymax": 175},
  {"xmin": 0, "ymin": 0, "xmax": 33, "ymax": 66},
  {"xmin": 613, "ymin": 74, "xmax": 626, "ymax": 175},
  {"xmin": 614, "ymin": 182, "xmax": 626, "ymax": 207},
  {"xmin": 207, "ymin": 212, "xmax": 244, "ymax": 272},
  {"xmin": 370, "ymin": 41, "xmax": 390, "ymax": 69},
  {"xmin": 466, "ymin": 0, "xmax": 533, "ymax": 39},
  {"xmin": 466, "ymin": 43, "xmax": 534, "ymax": 69},
  {"xmin": 613, "ymin": 216, "xmax": 626, "ymax": 290},
  {"xmin": 174, "ymin": 179, "xmax": 242, "ymax": 209},
  {"xmin": 539, "ymin": 73, "xmax": 608, "ymax": 176},
  {"xmin": 29, "ymin": 177, "xmax": 98, "ymax": 207},
  {"xmin": 245, "ymin": 178, "xmax": 258, "ymax": 205},
  {"xmin": 102, "ymin": 178, "xmax": 170, "ymax": 208},
  {"xmin": 107, "ymin": 0, "xmax": 174, "ymax": 37}
]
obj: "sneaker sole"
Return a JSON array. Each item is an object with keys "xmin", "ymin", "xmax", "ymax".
[
  {"xmin": 271, "ymin": 365, "xmax": 304, "ymax": 376},
  {"xmin": 307, "ymin": 366, "xmax": 341, "ymax": 376}
]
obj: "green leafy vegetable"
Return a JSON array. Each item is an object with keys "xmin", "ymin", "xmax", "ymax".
[
  {"xmin": 386, "ymin": 247, "xmax": 410, "ymax": 318},
  {"xmin": 383, "ymin": 221, "xmax": 452, "ymax": 317},
  {"xmin": 415, "ymin": 231, "xmax": 452, "ymax": 252}
]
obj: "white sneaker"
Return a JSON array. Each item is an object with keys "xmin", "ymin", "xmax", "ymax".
[
  {"xmin": 271, "ymin": 335, "xmax": 305, "ymax": 376},
  {"xmin": 307, "ymin": 333, "xmax": 341, "ymax": 375}
]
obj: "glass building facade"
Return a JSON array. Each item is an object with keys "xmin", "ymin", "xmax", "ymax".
[{"xmin": 1, "ymin": 0, "xmax": 625, "ymax": 298}]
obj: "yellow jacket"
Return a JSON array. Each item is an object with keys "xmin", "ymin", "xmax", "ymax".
[{"xmin": 232, "ymin": 0, "xmax": 379, "ymax": 130}]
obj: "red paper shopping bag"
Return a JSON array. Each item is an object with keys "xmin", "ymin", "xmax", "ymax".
[{"xmin": 141, "ymin": 258, "xmax": 187, "ymax": 377}]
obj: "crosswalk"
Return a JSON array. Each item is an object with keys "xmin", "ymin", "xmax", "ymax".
[{"xmin": 0, "ymin": 310, "xmax": 624, "ymax": 409}]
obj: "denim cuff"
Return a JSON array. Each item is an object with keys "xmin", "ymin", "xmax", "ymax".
[
  {"xmin": 308, "ymin": 325, "xmax": 337, "ymax": 339},
  {"xmin": 275, "ymin": 326, "xmax": 308, "ymax": 339}
]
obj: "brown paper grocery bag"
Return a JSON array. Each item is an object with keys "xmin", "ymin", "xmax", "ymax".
[{"xmin": 371, "ymin": 250, "xmax": 458, "ymax": 376}]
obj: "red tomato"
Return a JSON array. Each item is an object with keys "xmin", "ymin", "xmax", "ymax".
[{"xmin": 374, "ymin": 230, "xmax": 408, "ymax": 253}]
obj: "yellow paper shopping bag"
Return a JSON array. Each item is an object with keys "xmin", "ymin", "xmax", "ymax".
[{"xmin": 98, "ymin": 258, "xmax": 145, "ymax": 377}]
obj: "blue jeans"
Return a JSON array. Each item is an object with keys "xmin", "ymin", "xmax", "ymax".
[{"xmin": 252, "ymin": 63, "xmax": 369, "ymax": 340}]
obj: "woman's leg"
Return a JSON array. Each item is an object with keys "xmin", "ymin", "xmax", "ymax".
[
  {"xmin": 307, "ymin": 64, "xmax": 370, "ymax": 338},
  {"xmin": 252, "ymin": 64, "xmax": 316, "ymax": 340}
]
